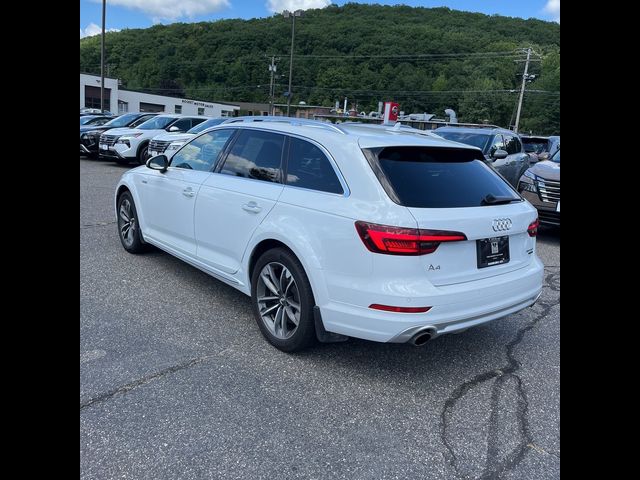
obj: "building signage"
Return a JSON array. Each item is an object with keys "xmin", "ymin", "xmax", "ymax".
[{"xmin": 181, "ymin": 99, "xmax": 215, "ymax": 109}]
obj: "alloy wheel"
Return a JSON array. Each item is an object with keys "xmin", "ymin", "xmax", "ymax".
[{"xmin": 256, "ymin": 262, "xmax": 301, "ymax": 340}]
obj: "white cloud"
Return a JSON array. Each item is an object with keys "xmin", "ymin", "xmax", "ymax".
[
  {"xmin": 266, "ymin": 0, "xmax": 332, "ymax": 14},
  {"xmin": 105, "ymin": 0, "xmax": 230, "ymax": 23},
  {"xmin": 543, "ymin": 0, "xmax": 560, "ymax": 22},
  {"xmin": 80, "ymin": 22, "xmax": 120, "ymax": 38}
]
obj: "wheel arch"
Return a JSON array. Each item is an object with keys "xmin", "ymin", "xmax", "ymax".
[{"xmin": 243, "ymin": 233, "xmax": 328, "ymax": 307}]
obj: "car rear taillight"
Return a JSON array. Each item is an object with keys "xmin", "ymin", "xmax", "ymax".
[
  {"xmin": 369, "ymin": 304, "xmax": 432, "ymax": 313},
  {"xmin": 355, "ymin": 221, "xmax": 467, "ymax": 255},
  {"xmin": 527, "ymin": 218, "xmax": 539, "ymax": 237}
]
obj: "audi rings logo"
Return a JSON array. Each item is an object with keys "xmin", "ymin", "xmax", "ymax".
[{"xmin": 492, "ymin": 218, "xmax": 512, "ymax": 232}]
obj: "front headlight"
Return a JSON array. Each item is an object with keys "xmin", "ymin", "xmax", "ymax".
[
  {"xmin": 166, "ymin": 143, "xmax": 184, "ymax": 151},
  {"xmin": 518, "ymin": 170, "xmax": 537, "ymax": 193}
]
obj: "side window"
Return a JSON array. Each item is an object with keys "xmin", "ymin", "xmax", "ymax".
[
  {"xmin": 220, "ymin": 130, "xmax": 284, "ymax": 183},
  {"xmin": 170, "ymin": 129, "xmax": 234, "ymax": 172},
  {"xmin": 190, "ymin": 118, "xmax": 206, "ymax": 129},
  {"xmin": 503, "ymin": 135, "xmax": 519, "ymax": 155},
  {"xmin": 286, "ymin": 138, "xmax": 343, "ymax": 194},
  {"xmin": 170, "ymin": 118, "xmax": 192, "ymax": 132},
  {"xmin": 489, "ymin": 135, "xmax": 505, "ymax": 156}
]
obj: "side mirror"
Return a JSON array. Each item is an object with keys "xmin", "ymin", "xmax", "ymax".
[
  {"xmin": 492, "ymin": 149, "xmax": 508, "ymax": 160},
  {"xmin": 538, "ymin": 152, "xmax": 550, "ymax": 161},
  {"xmin": 146, "ymin": 154, "xmax": 168, "ymax": 172},
  {"xmin": 168, "ymin": 126, "xmax": 181, "ymax": 132}
]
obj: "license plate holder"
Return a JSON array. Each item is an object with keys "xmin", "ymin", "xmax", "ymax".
[{"xmin": 477, "ymin": 236, "xmax": 510, "ymax": 269}]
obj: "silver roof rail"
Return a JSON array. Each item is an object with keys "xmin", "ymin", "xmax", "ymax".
[
  {"xmin": 338, "ymin": 121, "xmax": 443, "ymax": 138},
  {"xmin": 225, "ymin": 116, "xmax": 346, "ymax": 134}
]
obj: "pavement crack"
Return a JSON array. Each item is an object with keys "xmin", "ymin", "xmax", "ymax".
[
  {"xmin": 81, "ymin": 221, "xmax": 116, "ymax": 230},
  {"xmin": 439, "ymin": 268, "xmax": 560, "ymax": 479},
  {"xmin": 80, "ymin": 355, "xmax": 211, "ymax": 411}
]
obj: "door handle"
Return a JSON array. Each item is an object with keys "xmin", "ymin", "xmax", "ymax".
[
  {"xmin": 182, "ymin": 187, "xmax": 195, "ymax": 198},
  {"xmin": 242, "ymin": 202, "xmax": 262, "ymax": 213}
]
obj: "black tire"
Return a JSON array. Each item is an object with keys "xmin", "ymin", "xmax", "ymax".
[
  {"xmin": 137, "ymin": 143, "xmax": 149, "ymax": 165},
  {"xmin": 251, "ymin": 248, "xmax": 317, "ymax": 352},
  {"xmin": 116, "ymin": 191, "xmax": 150, "ymax": 254}
]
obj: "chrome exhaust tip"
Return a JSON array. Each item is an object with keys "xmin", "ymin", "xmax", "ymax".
[{"xmin": 409, "ymin": 329, "xmax": 434, "ymax": 346}]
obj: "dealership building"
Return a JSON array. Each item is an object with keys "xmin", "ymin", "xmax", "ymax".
[{"xmin": 80, "ymin": 73, "xmax": 239, "ymax": 117}]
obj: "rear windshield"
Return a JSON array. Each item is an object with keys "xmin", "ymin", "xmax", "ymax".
[
  {"xmin": 522, "ymin": 139, "xmax": 548, "ymax": 154},
  {"xmin": 363, "ymin": 146, "xmax": 520, "ymax": 208}
]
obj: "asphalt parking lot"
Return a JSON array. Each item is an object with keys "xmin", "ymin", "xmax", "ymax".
[{"xmin": 80, "ymin": 157, "xmax": 560, "ymax": 480}]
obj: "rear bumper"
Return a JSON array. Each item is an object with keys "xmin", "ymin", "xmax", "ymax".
[{"xmin": 318, "ymin": 257, "xmax": 544, "ymax": 343}]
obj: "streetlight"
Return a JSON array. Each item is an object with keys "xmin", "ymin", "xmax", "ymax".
[{"xmin": 283, "ymin": 9, "xmax": 302, "ymax": 117}]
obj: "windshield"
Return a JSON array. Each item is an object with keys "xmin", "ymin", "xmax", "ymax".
[
  {"xmin": 188, "ymin": 118, "xmax": 226, "ymax": 134},
  {"xmin": 551, "ymin": 149, "xmax": 560, "ymax": 163},
  {"xmin": 435, "ymin": 131, "xmax": 491, "ymax": 153},
  {"xmin": 103, "ymin": 113, "xmax": 142, "ymax": 128},
  {"xmin": 137, "ymin": 116, "xmax": 175, "ymax": 130},
  {"xmin": 80, "ymin": 116, "xmax": 107, "ymax": 125}
]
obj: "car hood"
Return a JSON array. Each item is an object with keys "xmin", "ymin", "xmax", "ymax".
[
  {"xmin": 80, "ymin": 125, "xmax": 112, "ymax": 134},
  {"xmin": 105, "ymin": 127, "xmax": 139, "ymax": 136},
  {"xmin": 105, "ymin": 127, "xmax": 165, "ymax": 138},
  {"xmin": 152, "ymin": 132, "xmax": 195, "ymax": 143},
  {"xmin": 529, "ymin": 160, "xmax": 560, "ymax": 181}
]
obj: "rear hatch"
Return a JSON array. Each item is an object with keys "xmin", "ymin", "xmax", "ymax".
[{"xmin": 361, "ymin": 143, "xmax": 538, "ymax": 286}]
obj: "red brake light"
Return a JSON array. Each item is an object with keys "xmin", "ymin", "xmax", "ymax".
[
  {"xmin": 527, "ymin": 218, "xmax": 539, "ymax": 237},
  {"xmin": 355, "ymin": 221, "xmax": 467, "ymax": 255},
  {"xmin": 369, "ymin": 304, "xmax": 432, "ymax": 313}
]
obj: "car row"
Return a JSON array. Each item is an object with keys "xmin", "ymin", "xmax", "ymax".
[
  {"xmin": 80, "ymin": 112, "xmax": 159, "ymax": 158},
  {"xmin": 98, "ymin": 114, "xmax": 210, "ymax": 165},
  {"xmin": 114, "ymin": 117, "xmax": 544, "ymax": 352}
]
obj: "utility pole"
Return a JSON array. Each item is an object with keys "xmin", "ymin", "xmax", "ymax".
[
  {"xmin": 284, "ymin": 10, "xmax": 302, "ymax": 117},
  {"xmin": 268, "ymin": 56, "xmax": 277, "ymax": 115},
  {"xmin": 514, "ymin": 46, "xmax": 531, "ymax": 133},
  {"xmin": 100, "ymin": 0, "xmax": 106, "ymax": 113}
]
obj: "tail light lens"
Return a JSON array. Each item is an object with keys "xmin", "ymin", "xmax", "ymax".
[
  {"xmin": 355, "ymin": 221, "xmax": 467, "ymax": 255},
  {"xmin": 527, "ymin": 218, "xmax": 539, "ymax": 237}
]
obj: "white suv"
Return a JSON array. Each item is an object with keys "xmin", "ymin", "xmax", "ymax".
[
  {"xmin": 114, "ymin": 118, "xmax": 543, "ymax": 352},
  {"xmin": 148, "ymin": 117, "xmax": 232, "ymax": 161},
  {"xmin": 99, "ymin": 114, "xmax": 209, "ymax": 165}
]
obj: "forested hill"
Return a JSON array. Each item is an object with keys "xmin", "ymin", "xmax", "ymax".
[{"xmin": 79, "ymin": 3, "xmax": 560, "ymax": 134}]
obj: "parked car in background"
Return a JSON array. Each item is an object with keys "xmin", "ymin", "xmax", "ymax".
[
  {"xmin": 518, "ymin": 147, "xmax": 560, "ymax": 226},
  {"xmin": 100, "ymin": 114, "xmax": 209, "ymax": 165},
  {"xmin": 520, "ymin": 135, "xmax": 560, "ymax": 162},
  {"xmin": 81, "ymin": 108, "xmax": 114, "ymax": 115},
  {"xmin": 81, "ymin": 112, "xmax": 158, "ymax": 158},
  {"xmin": 547, "ymin": 136, "xmax": 560, "ymax": 157},
  {"xmin": 80, "ymin": 115, "xmax": 114, "ymax": 126},
  {"xmin": 114, "ymin": 117, "xmax": 542, "ymax": 352},
  {"xmin": 148, "ymin": 117, "xmax": 231, "ymax": 160},
  {"xmin": 434, "ymin": 126, "xmax": 530, "ymax": 187}
]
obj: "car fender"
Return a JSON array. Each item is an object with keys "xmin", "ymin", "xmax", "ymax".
[
  {"xmin": 114, "ymin": 173, "xmax": 149, "ymax": 239},
  {"xmin": 241, "ymin": 218, "xmax": 330, "ymax": 306}
]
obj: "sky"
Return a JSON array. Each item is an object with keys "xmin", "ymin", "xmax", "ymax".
[{"xmin": 80, "ymin": 0, "xmax": 560, "ymax": 38}]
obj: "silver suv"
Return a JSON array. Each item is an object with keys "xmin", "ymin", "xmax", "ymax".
[{"xmin": 434, "ymin": 126, "xmax": 531, "ymax": 187}]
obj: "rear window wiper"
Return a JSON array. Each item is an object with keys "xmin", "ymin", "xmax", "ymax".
[{"xmin": 481, "ymin": 194, "xmax": 520, "ymax": 206}]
